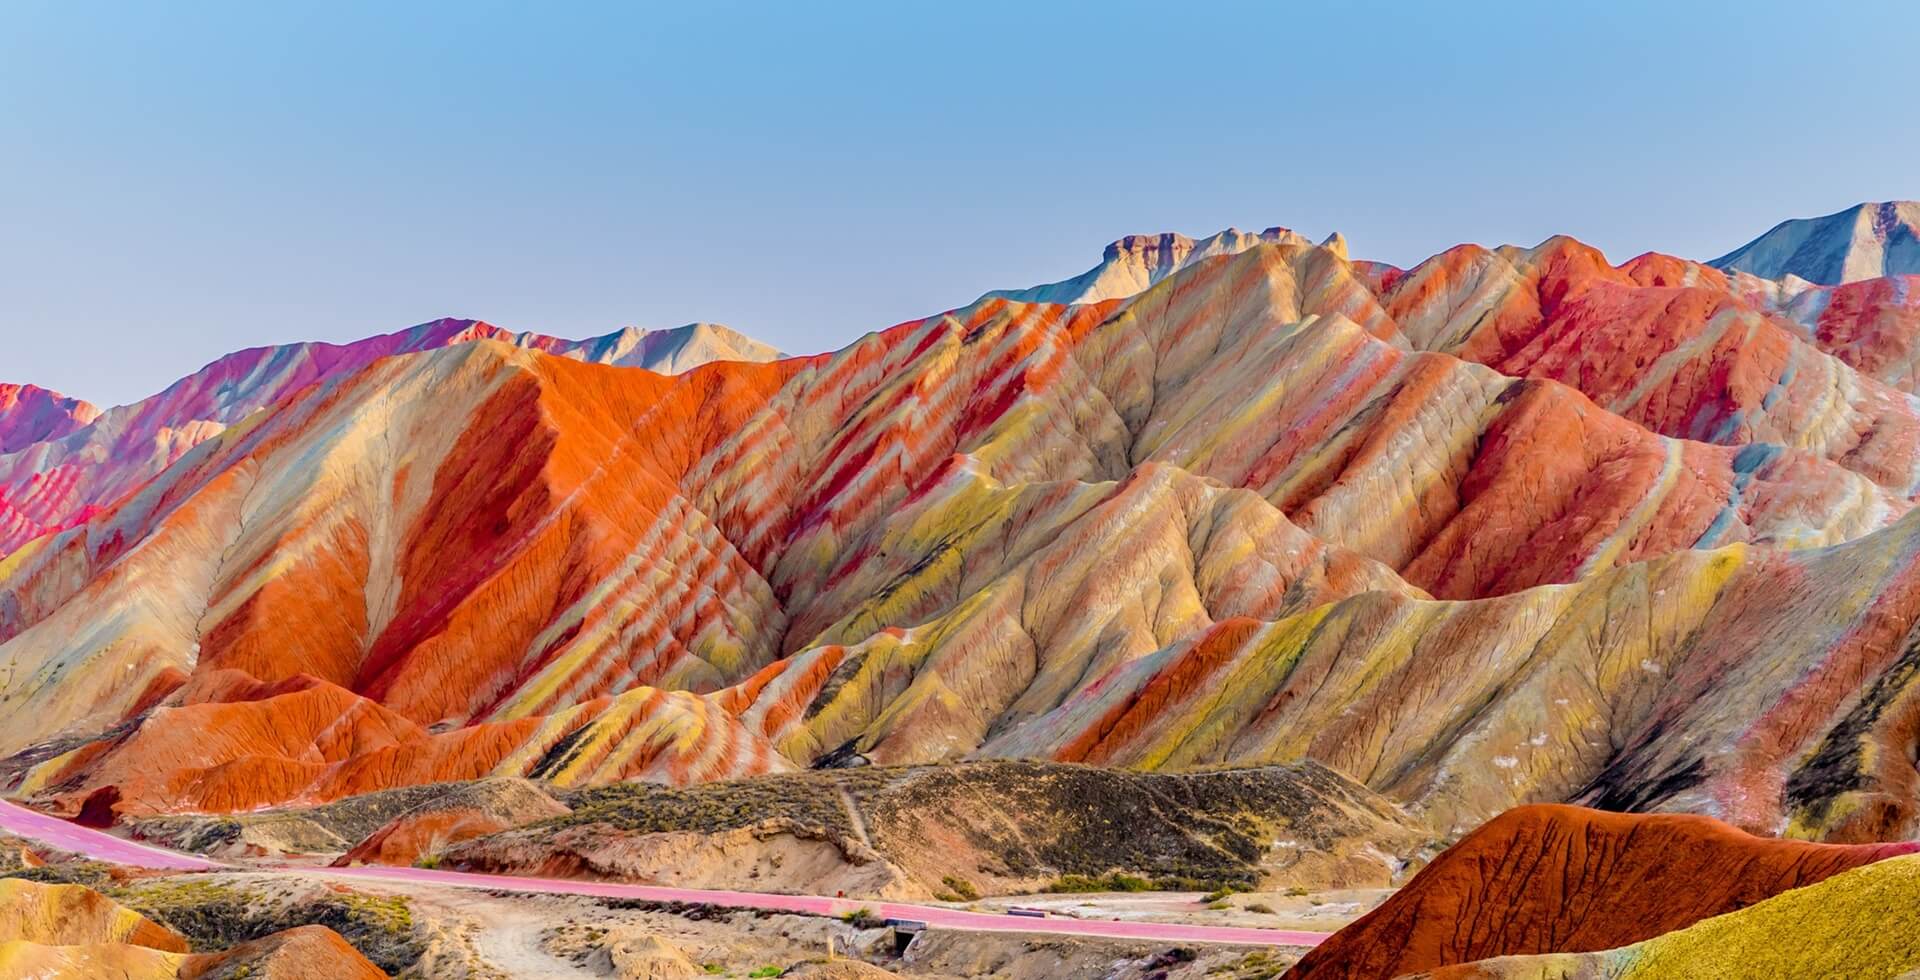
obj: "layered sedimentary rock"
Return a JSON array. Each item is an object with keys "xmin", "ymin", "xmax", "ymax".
[
  {"xmin": 1711, "ymin": 200, "xmax": 1920, "ymax": 284},
  {"xmin": 0, "ymin": 877, "xmax": 190, "ymax": 952},
  {"xmin": 1729, "ymin": 271, "xmax": 1920, "ymax": 393},
  {"xmin": 1423, "ymin": 852, "xmax": 1920, "ymax": 980},
  {"xmin": 6, "ymin": 223, "xmax": 1920, "ymax": 846},
  {"xmin": 1382, "ymin": 237, "xmax": 1920, "ymax": 495},
  {"xmin": 1286, "ymin": 805, "xmax": 1919, "ymax": 978},
  {"xmin": 0, "ymin": 318, "xmax": 779, "ymax": 554},
  {"xmin": 0, "ymin": 925, "xmax": 387, "ymax": 980},
  {"xmin": 0, "ymin": 878, "xmax": 383, "ymax": 979},
  {"xmin": 0, "ymin": 384, "xmax": 98, "ymax": 455},
  {"xmin": 0, "ymin": 383, "xmax": 102, "ymax": 551},
  {"xmin": 977, "ymin": 504, "xmax": 1920, "ymax": 839}
]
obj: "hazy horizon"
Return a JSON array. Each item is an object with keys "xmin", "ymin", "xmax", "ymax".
[{"xmin": 6, "ymin": 1, "xmax": 1918, "ymax": 407}]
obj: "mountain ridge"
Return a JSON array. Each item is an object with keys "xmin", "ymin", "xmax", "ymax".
[
  {"xmin": 0, "ymin": 318, "xmax": 782, "ymax": 554},
  {"xmin": 1711, "ymin": 200, "xmax": 1920, "ymax": 284},
  {"xmin": 9, "ymin": 232, "xmax": 1920, "ymax": 846}
]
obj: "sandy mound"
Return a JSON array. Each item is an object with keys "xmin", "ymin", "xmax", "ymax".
[
  {"xmin": 587, "ymin": 930, "xmax": 700, "ymax": 979},
  {"xmin": 782, "ymin": 962, "xmax": 903, "ymax": 978}
]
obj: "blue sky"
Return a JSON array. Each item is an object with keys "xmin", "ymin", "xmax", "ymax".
[{"xmin": 4, "ymin": 1, "xmax": 1918, "ymax": 406}]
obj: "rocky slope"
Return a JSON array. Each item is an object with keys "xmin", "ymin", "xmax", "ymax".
[
  {"xmin": 1285, "ymin": 804, "xmax": 1919, "ymax": 978},
  {"xmin": 434, "ymin": 761, "xmax": 1427, "ymax": 899},
  {"xmin": 1423, "ymin": 851, "xmax": 1920, "ymax": 979},
  {"xmin": 982, "ymin": 226, "xmax": 1324, "ymax": 304},
  {"xmin": 0, "ymin": 383, "xmax": 98, "ymax": 455},
  {"xmin": 1711, "ymin": 200, "xmax": 1920, "ymax": 284}
]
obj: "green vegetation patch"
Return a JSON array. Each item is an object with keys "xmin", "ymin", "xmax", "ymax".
[
  {"xmin": 549, "ymin": 770, "xmax": 887, "ymax": 841},
  {"xmin": 840, "ymin": 907, "xmax": 886, "ymax": 929},
  {"xmin": 0, "ymin": 860, "xmax": 116, "ymax": 888},
  {"xmin": 1043, "ymin": 872, "xmax": 1153, "ymax": 893}
]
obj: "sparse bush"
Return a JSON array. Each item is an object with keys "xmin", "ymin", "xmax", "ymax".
[
  {"xmin": 1222, "ymin": 950, "xmax": 1286, "ymax": 979},
  {"xmin": 1043, "ymin": 872, "xmax": 1153, "ymax": 893},
  {"xmin": 1245, "ymin": 902, "xmax": 1275, "ymax": 914},
  {"xmin": 1151, "ymin": 874, "xmax": 1256, "ymax": 893},
  {"xmin": 0, "ymin": 861, "xmax": 114, "ymax": 889},
  {"xmin": 940, "ymin": 875, "xmax": 980, "ymax": 901},
  {"xmin": 840, "ymin": 907, "xmax": 886, "ymax": 929},
  {"xmin": 551, "ymin": 760, "xmax": 1402, "ymax": 899}
]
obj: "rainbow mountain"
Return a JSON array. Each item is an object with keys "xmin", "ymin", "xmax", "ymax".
[{"xmin": 4, "ymin": 206, "xmax": 1920, "ymax": 855}]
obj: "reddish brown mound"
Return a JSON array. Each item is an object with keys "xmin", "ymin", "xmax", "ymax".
[
  {"xmin": 181, "ymin": 924, "xmax": 387, "ymax": 979},
  {"xmin": 1286, "ymin": 803, "xmax": 1920, "ymax": 979},
  {"xmin": 334, "ymin": 778, "xmax": 568, "ymax": 867}
]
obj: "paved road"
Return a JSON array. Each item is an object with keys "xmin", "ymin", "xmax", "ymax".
[
  {"xmin": 0, "ymin": 798, "xmax": 220, "ymax": 871},
  {"xmin": 0, "ymin": 798, "xmax": 1329, "ymax": 948}
]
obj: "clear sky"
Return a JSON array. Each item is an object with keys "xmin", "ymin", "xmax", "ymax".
[{"xmin": 5, "ymin": 1, "xmax": 1918, "ymax": 407}]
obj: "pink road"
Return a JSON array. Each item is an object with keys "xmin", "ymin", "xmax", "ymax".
[
  {"xmin": 0, "ymin": 798, "xmax": 1327, "ymax": 948},
  {"xmin": 0, "ymin": 798, "xmax": 219, "ymax": 871}
]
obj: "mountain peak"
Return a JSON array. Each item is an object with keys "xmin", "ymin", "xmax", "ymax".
[
  {"xmin": 984, "ymin": 225, "xmax": 1327, "ymax": 306},
  {"xmin": 0, "ymin": 383, "xmax": 100, "ymax": 455},
  {"xmin": 1710, "ymin": 201, "xmax": 1920, "ymax": 284}
]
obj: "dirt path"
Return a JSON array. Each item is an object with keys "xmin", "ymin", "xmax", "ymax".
[
  {"xmin": 465, "ymin": 903, "xmax": 595, "ymax": 978},
  {"xmin": 837, "ymin": 783, "xmax": 873, "ymax": 848},
  {"xmin": 389, "ymin": 881, "xmax": 598, "ymax": 979}
]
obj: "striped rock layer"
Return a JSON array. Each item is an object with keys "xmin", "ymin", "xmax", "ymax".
[
  {"xmin": 0, "ymin": 384, "xmax": 98, "ymax": 455},
  {"xmin": 7, "ymin": 234, "xmax": 1920, "ymax": 839},
  {"xmin": 1420, "ymin": 851, "xmax": 1920, "ymax": 980},
  {"xmin": 1285, "ymin": 804, "xmax": 1920, "ymax": 979},
  {"xmin": 0, "ymin": 318, "xmax": 778, "ymax": 554},
  {"xmin": 0, "ymin": 877, "xmax": 384, "ymax": 978},
  {"xmin": 0, "ymin": 877, "xmax": 189, "ymax": 952}
]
